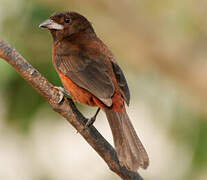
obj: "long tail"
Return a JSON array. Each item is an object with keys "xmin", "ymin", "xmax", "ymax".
[{"xmin": 105, "ymin": 108, "xmax": 149, "ymax": 171}]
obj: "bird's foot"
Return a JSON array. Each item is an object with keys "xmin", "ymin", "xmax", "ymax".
[
  {"xmin": 54, "ymin": 86, "xmax": 70, "ymax": 104},
  {"xmin": 85, "ymin": 116, "xmax": 96, "ymax": 128},
  {"xmin": 84, "ymin": 108, "xmax": 100, "ymax": 128}
]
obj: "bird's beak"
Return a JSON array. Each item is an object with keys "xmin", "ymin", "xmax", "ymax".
[{"xmin": 39, "ymin": 19, "xmax": 64, "ymax": 30}]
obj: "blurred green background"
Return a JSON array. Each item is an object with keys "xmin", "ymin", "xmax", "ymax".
[{"xmin": 0, "ymin": 0, "xmax": 207, "ymax": 180}]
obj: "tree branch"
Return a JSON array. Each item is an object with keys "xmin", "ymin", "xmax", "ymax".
[{"xmin": 0, "ymin": 38, "xmax": 144, "ymax": 180}]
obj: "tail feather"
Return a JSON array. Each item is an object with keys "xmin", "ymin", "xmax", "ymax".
[{"xmin": 105, "ymin": 108, "xmax": 149, "ymax": 171}]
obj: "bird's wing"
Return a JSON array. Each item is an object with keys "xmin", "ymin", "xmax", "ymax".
[
  {"xmin": 111, "ymin": 61, "xmax": 130, "ymax": 106},
  {"xmin": 54, "ymin": 48, "xmax": 115, "ymax": 107}
]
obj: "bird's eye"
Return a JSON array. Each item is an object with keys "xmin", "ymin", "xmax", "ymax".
[{"xmin": 64, "ymin": 18, "xmax": 70, "ymax": 23}]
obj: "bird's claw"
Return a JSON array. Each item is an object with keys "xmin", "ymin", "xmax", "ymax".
[
  {"xmin": 85, "ymin": 116, "xmax": 96, "ymax": 128},
  {"xmin": 84, "ymin": 108, "xmax": 100, "ymax": 129},
  {"xmin": 54, "ymin": 86, "xmax": 66, "ymax": 104}
]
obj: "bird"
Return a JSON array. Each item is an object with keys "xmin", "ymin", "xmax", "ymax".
[{"xmin": 39, "ymin": 11, "xmax": 149, "ymax": 171}]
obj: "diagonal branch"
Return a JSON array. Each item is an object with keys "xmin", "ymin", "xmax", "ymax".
[{"xmin": 0, "ymin": 38, "xmax": 144, "ymax": 180}]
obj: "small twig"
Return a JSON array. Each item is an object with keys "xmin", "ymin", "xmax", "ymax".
[{"xmin": 0, "ymin": 38, "xmax": 144, "ymax": 180}]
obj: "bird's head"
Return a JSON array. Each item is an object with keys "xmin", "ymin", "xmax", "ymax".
[{"xmin": 39, "ymin": 12, "xmax": 94, "ymax": 42}]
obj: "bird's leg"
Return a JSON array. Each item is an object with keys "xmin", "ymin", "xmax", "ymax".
[
  {"xmin": 85, "ymin": 108, "xmax": 101, "ymax": 127},
  {"xmin": 54, "ymin": 86, "xmax": 71, "ymax": 103}
]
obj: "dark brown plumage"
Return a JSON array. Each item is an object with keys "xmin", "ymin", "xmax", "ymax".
[{"xmin": 39, "ymin": 11, "xmax": 149, "ymax": 171}]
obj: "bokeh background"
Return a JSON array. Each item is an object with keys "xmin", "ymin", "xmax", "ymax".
[{"xmin": 0, "ymin": 0, "xmax": 207, "ymax": 180}]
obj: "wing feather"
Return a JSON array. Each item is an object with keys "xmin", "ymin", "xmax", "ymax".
[
  {"xmin": 111, "ymin": 61, "xmax": 130, "ymax": 105},
  {"xmin": 55, "ymin": 50, "xmax": 114, "ymax": 106}
]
